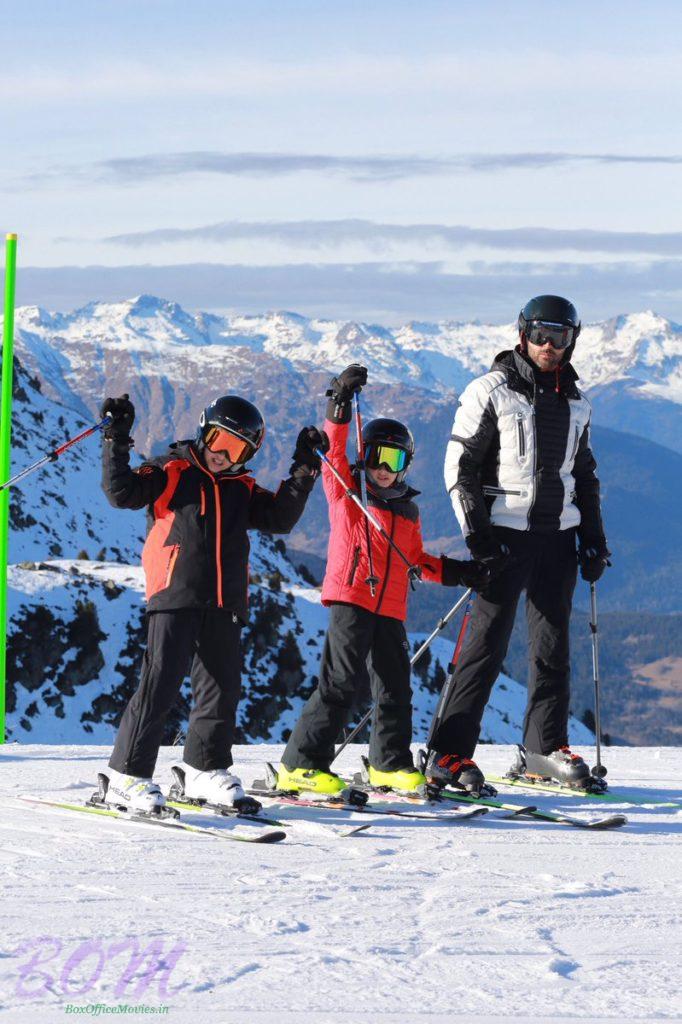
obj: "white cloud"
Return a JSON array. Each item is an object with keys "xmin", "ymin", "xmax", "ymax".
[{"xmin": 2, "ymin": 51, "xmax": 680, "ymax": 104}]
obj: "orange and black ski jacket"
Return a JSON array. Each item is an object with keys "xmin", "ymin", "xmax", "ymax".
[{"xmin": 102, "ymin": 438, "xmax": 315, "ymax": 621}]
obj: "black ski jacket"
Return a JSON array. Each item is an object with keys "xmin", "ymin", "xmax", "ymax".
[{"xmin": 102, "ymin": 438, "xmax": 316, "ymax": 621}]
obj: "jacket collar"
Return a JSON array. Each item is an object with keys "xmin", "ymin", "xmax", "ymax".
[{"xmin": 491, "ymin": 348, "xmax": 581, "ymax": 400}]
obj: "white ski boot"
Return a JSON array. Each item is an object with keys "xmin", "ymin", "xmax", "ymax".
[
  {"xmin": 176, "ymin": 770, "xmax": 250, "ymax": 806},
  {"xmin": 101, "ymin": 769, "xmax": 167, "ymax": 814}
]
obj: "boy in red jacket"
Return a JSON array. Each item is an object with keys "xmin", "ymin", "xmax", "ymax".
[{"xmin": 278, "ymin": 365, "xmax": 490, "ymax": 795}]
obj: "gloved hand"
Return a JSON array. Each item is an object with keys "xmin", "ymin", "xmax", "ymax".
[
  {"xmin": 579, "ymin": 544, "xmax": 612, "ymax": 583},
  {"xmin": 442, "ymin": 556, "xmax": 493, "ymax": 591},
  {"xmin": 289, "ymin": 426, "xmax": 330, "ymax": 476},
  {"xmin": 327, "ymin": 364, "xmax": 368, "ymax": 405},
  {"xmin": 100, "ymin": 394, "xmax": 135, "ymax": 439},
  {"xmin": 465, "ymin": 534, "xmax": 511, "ymax": 576}
]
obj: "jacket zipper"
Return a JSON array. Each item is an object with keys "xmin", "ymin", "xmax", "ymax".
[
  {"xmin": 213, "ymin": 481, "xmax": 223, "ymax": 607},
  {"xmin": 375, "ymin": 513, "xmax": 395, "ymax": 615},
  {"xmin": 526, "ymin": 404, "xmax": 537, "ymax": 531},
  {"xmin": 515, "ymin": 412, "xmax": 526, "ymax": 458},
  {"xmin": 570, "ymin": 424, "xmax": 580, "ymax": 461},
  {"xmin": 483, "ymin": 485, "xmax": 526, "ymax": 497},
  {"xmin": 189, "ymin": 449, "xmax": 225, "ymax": 608},
  {"xmin": 199, "ymin": 486, "xmax": 206, "ymax": 516},
  {"xmin": 347, "ymin": 545, "xmax": 361, "ymax": 586}
]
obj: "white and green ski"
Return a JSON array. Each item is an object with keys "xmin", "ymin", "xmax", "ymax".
[{"xmin": 18, "ymin": 794, "xmax": 287, "ymax": 844}]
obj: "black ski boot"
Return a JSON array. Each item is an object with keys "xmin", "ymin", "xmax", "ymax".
[
  {"xmin": 423, "ymin": 751, "xmax": 496, "ymax": 797},
  {"xmin": 515, "ymin": 745, "xmax": 592, "ymax": 788}
]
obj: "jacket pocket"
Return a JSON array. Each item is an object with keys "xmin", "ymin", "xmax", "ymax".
[
  {"xmin": 347, "ymin": 545, "xmax": 361, "ymax": 586},
  {"xmin": 199, "ymin": 486, "xmax": 206, "ymax": 516},
  {"xmin": 164, "ymin": 544, "xmax": 180, "ymax": 589},
  {"xmin": 515, "ymin": 413, "xmax": 526, "ymax": 458},
  {"xmin": 483, "ymin": 485, "xmax": 528, "ymax": 498},
  {"xmin": 570, "ymin": 425, "xmax": 580, "ymax": 461}
]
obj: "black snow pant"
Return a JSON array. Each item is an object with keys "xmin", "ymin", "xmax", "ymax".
[
  {"xmin": 109, "ymin": 609, "xmax": 242, "ymax": 778},
  {"xmin": 282, "ymin": 602, "xmax": 414, "ymax": 772},
  {"xmin": 431, "ymin": 527, "xmax": 578, "ymax": 758}
]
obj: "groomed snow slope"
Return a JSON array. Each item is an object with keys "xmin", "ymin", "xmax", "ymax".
[{"xmin": 0, "ymin": 744, "xmax": 680, "ymax": 1024}]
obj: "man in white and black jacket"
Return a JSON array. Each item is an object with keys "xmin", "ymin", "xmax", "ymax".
[{"xmin": 425, "ymin": 295, "xmax": 611, "ymax": 792}]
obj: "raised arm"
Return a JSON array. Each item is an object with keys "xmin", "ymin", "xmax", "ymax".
[
  {"xmin": 322, "ymin": 364, "xmax": 368, "ymax": 504},
  {"xmin": 248, "ymin": 426, "xmax": 327, "ymax": 533},
  {"xmin": 100, "ymin": 395, "xmax": 167, "ymax": 510}
]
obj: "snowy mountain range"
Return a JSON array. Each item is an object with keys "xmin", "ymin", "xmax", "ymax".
[{"xmin": 11, "ymin": 297, "xmax": 682, "ymax": 455}]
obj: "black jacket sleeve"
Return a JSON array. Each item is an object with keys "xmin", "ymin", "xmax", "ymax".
[
  {"xmin": 101, "ymin": 438, "xmax": 167, "ymax": 510},
  {"xmin": 572, "ymin": 424, "xmax": 606, "ymax": 548},
  {"xmin": 247, "ymin": 470, "xmax": 316, "ymax": 533}
]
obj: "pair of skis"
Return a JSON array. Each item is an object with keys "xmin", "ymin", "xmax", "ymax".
[
  {"xmin": 248, "ymin": 762, "xmax": 492, "ymax": 823},
  {"xmin": 250, "ymin": 762, "xmax": 628, "ymax": 830}
]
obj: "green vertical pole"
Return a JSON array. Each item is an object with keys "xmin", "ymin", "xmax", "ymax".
[{"xmin": 0, "ymin": 233, "xmax": 18, "ymax": 744}]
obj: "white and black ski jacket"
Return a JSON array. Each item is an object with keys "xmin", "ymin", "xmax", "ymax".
[{"xmin": 444, "ymin": 348, "xmax": 605, "ymax": 550}]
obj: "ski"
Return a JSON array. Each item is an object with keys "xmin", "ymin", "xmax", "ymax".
[
  {"xmin": 431, "ymin": 788, "xmax": 628, "ymax": 830},
  {"xmin": 348, "ymin": 758, "xmax": 529, "ymax": 819},
  {"xmin": 250, "ymin": 784, "xmax": 489, "ymax": 823},
  {"xmin": 165, "ymin": 796, "xmax": 285, "ymax": 827},
  {"xmin": 486, "ymin": 774, "xmax": 679, "ymax": 808},
  {"xmin": 166, "ymin": 796, "xmax": 371, "ymax": 838},
  {"xmin": 348, "ymin": 781, "xmax": 534, "ymax": 821},
  {"xmin": 18, "ymin": 795, "xmax": 287, "ymax": 844}
]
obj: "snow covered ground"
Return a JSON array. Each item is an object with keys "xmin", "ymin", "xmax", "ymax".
[{"xmin": 0, "ymin": 744, "xmax": 680, "ymax": 1023}]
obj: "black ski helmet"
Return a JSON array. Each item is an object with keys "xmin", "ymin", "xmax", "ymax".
[
  {"xmin": 196, "ymin": 395, "xmax": 265, "ymax": 463},
  {"xmin": 362, "ymin": 417, "xmax": 415, "ymax": 483},
  {"xmin": 518, "ymin": 294, "xmax": 581, "ymax": 360}
]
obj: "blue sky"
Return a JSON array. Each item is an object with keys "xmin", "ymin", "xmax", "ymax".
[{"xmin": 3, "ymin": 0, "xmax": 682, "ymax": 322}]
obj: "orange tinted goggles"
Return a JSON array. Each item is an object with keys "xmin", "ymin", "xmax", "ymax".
[{"xmin": 204, "ymin": 425, "xmax": 253, "ymax": 463}]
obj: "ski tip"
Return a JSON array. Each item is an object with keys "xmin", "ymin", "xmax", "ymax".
[{"xmin": 254, "ymin": 830, "xmax": 287, "ymax": 844}]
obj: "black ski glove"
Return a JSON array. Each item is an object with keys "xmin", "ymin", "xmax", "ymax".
[
  {"xmin": 101, "ymin": 394, "xmax": 135, "ymax": 440},
  {"xmin": 289, "ymin": 426, "xmax": 330, "ymax": 478},
  {"xmin": 327, "ymin": 364, "xmax": 368, "ymax": 405},
  {"xmin": 441, "ymin": 556, "xmax": 493, "ymax": 591},
  {"xmin": 579, "ymin": 544, "xmax": 612, "ymax": 583},
  {"xmin": 465, "ymin": 533, "xmax": 511, "ymax": 576}
]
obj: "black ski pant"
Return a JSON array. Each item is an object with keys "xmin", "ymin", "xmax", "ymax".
[
  {"xmin": 431, "ymin": 527, "xmax": 578, "ymax": 757},
  {"xmin": 282, "ymin": 602, "xmax": 414, "ymax": 772},
  {"xmin": 109, "ymin": 609, "xmax": 242, "ymax": 778}
]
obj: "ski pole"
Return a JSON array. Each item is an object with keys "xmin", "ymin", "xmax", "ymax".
[
  {"xmin": 424, "ymin": 591, "xmax": 475, "ymax": 759},
  {"xmin": 332, "ymin": 587, "xmax": 473, "ymax": 763},
  {"xmin": 589, "ymin": 582, "xmax": 607, "ymax": 779},
  {"xmin": 0, "ymin": 417, "xmax": 112, "ymax": 492},
  {"xmin": 353, "ymin": 393, "xmax": 379, "ymax": 596},
  {"xmin": 314, "ymin": 447, "xmax": 422, "ymax": 583}
]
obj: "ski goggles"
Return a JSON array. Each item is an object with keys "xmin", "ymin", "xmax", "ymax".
[
  {"xmin": 525, "ymin": 321, "xmax": 577, "ymax": 350},
  {"xmin": 203, "ymin": 425, "xmax": 254, "ymax": 463},
  {"xmin": 365, "ymin": 443, "xmax": 408, "ymax": 473}
]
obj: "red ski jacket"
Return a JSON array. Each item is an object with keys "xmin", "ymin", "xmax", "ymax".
[{"xmin": 320, "ymin": 419, "xmax": 445, "ymax": 621}]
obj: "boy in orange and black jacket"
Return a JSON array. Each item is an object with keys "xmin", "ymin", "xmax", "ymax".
[{"xmin": 99, "ymin": 392, "xmax": 325, "ymax": 814}]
